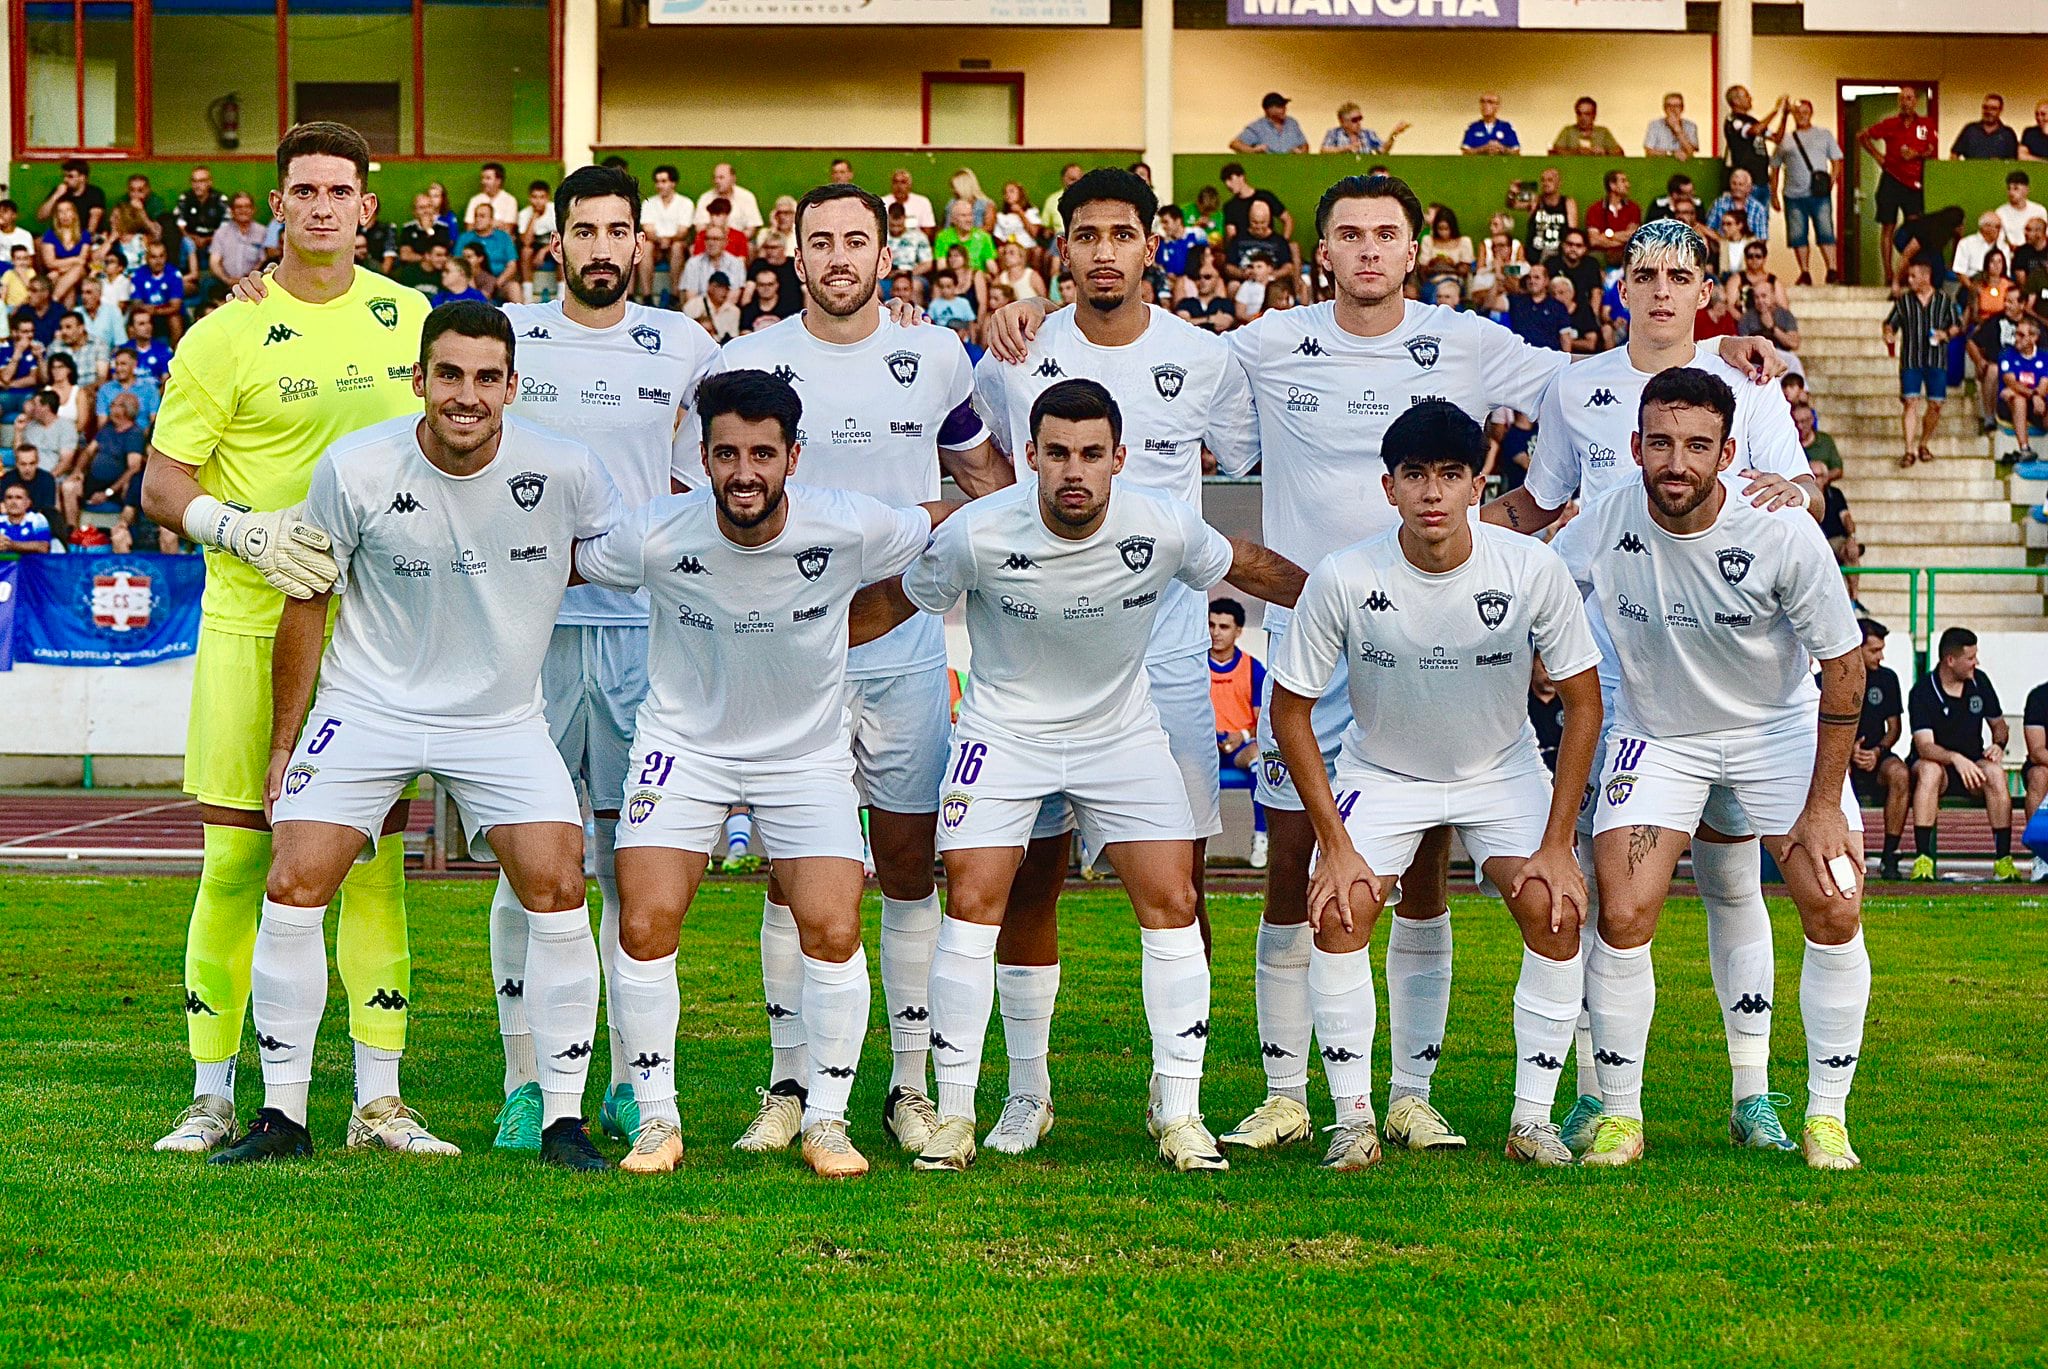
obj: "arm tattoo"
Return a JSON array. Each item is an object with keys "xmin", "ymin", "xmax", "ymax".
[
  {"xmin": 1819, "ymin": 710, "xmax": 1860, "ymax": 726},
  {"xmin": 1626, "ymin": 824, "xmax": 1661, "ymax": 875}
]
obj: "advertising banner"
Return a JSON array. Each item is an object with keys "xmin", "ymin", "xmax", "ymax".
[
  {"xmin": 1226, "ymin": 0, "xmax": 1683, "ymax": 28},
  {"xmin": 650, "ymin": 0, "xmax": 1109, "ymax": 25},
  {"xmin": 14, "ymin": 553, "xmax": 206, "ymax": 667}
]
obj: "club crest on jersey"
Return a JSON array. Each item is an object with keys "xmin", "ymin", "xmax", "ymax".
[
  {"xmin": 1261, "ymin": 751, "xmax": 1289, "ymax": 787},
  {"xmin": 941, "ymin": 791, "xmax": 972, "ymax": 832},
  {"xmin": 1717, "ymin": 546, "xmax": 1755, "ymax": 585},
  {"xmin": 1405, "ymin": 334, "xmax": 1441, "ymax": 369},
  {"xmin": 1117, "ymin": 535, "xmax": 1155, "ymax": 572},
  {"xmin": 507, "ymin": 471, "xmax": 547, "ymax": 511},
  {"xmin": 795, "ymin": 545, "xmax": 832, "ymax": 581},
  {"xmin": 283, "ymin": 763, "xmax": 317, "ymax": 797},
  {"xmin": 631, "ymin": 324, "xmax": 662, "ymax": 353},
  {"xmin": 1152, "ymin": 363, "xmax": 1187, "ymax": 400},
  {"xmin": 1474, "ymin": 589, "xmax": 1511, "ymax": 630},
  {"xmin": 369, "ymin": 298, "xmax": 399, "ymax": 330},
  {"xmin": 627, "ymin": 789, "xmax": 661, "ymax": 825},
  {"xmin": 886, "ymin": 350, "xmax": 921, "ymax": 386}
]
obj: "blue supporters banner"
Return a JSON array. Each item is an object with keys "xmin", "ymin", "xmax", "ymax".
[
  {"xmin": 0, "ymin": 562, "xmax": 15, "ymax": 671},
  {"xmin": 15, "ymin": 554, "xmax": 206, "ymax": 666}
]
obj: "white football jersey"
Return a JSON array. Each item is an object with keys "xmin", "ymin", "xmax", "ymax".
[
  {"xmin": 1551, "ymin": 483, "xmax": 1862, "ymax": 740},
  {"xmin": 501, "ymin": 299, "xmax": 725, "ymax": 627},
  {"xmin": 303, "ymin": 413, "xmax": 622, "ymax": 729},
  {"xmin": 721, "ymin": 312, "xmax": 984, "ymax": 680},
  {"xmin": 972, "ymin": 304, "xmax": 1259, "ymax": 663},
  {"xmin": 574, "ymin": 482, "xmax": 933, "ymax": 762},
  {"xmin": 1524, "ymin": 343, "xmax": 1808, "ymax": 512},
  {"xmin": 1225, "ymin": 300, "xmax": 1567, "ymax": 629},
  {"xmin": 1272, "ymin": 522, "xmax": 1600, "ymax": 784},
  {"xmin": 903, "ymin": 480, "xmax": 1234, "ymax": 743}
]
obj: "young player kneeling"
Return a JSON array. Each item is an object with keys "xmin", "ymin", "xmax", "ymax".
[{"xmin": 1271, "ymin": 401, "xmax": 1603, "ymax": 1170}]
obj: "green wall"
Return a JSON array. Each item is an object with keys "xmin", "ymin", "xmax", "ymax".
[{"xmin": 5, "ymin": 159, "xmax": 564, "ymax": 221}]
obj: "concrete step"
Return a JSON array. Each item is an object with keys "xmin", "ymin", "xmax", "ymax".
[
  {"xmin": 1835, "ymin": 438, "xmax": 1998, "ymax": 460},
  {"xmin": 1849, "ymin": 475, "xmax": 2008, "ymax": 501},
  {"xmin": 1787, "ymin": 285, "xmax": 1893, "ymax": 304},
  {"xmin": 1859, "ymin": 537, "xmax": 2029, "ymax": 565},
  {"xmin": 1853, "ymin": 587, "xmax": 2045, "ymax": 620},
  {"xmin": 1787, "ymin": 300, "xmax": 1895, "ymax": 320},
  {"xmin": 1796, "ymin": 317, "xmax": 1903, "ymax": 340}
]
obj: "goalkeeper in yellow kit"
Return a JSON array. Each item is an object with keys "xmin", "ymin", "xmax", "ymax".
[{"xmin": 143, "ymin": 123, "xmax": 440, "ymax": 1154}]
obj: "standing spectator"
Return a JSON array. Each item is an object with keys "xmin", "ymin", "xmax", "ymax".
[
  {"xmin": 1527, "ymin": 655, "xmax": 1568, "ymax": 775},
  {"xmin": 1230, "ymin": 92, "xmax": 1309, "ymax": 155},
  {"xmin": 1996, "ymin": 171, "xmax": 2048, "ymax": 254},
  {"xmin": 96, "ymin": 346, "xmax": 158, "ymax": 429},
  {"xmin": 454, "ymin": 204, "xmax": 518, "ymax": 280},
  {"xmin": 886, "ymin": 204, "xmax": 934, "ymax": 285},
  {"xmin": 0, "ymin": 200, "xmax": 32, "ymax": 262},
  {"xmin": 681, "ymin": 271, "xmax": 740, "ymax": 341},
  {"xmin": 2026, "ymin": 682, "xmax": 2048, "ymax": 879},
  {"xmin": 1954, "ymin": 211, "xmax": 2005, "ymax": 280},
  {"xmin": 695, "ymin": 163, "xmax": 763, "ymax": 234},
  {"xmin": 1850, "ymin": 619, "xmax": 1912, "ymax": 881},
  {"xmin": 1322, "ymin": 102, "xmax": 1407, "ymax": 155},
  {"xmin": 1542, "ymin": 227, "xmax": 1602, "ymax": 311},
  {"xmin": 943, "ymin": 169, "xmax": 997, "ymax": 234},
  {"xmin": 1968, "ymin": 288, "xmax": 2030, "ymax": 433},
  {"xmin": 1723, "ymin": 85, "xmax": 1787, "ymax": 191},
  {"xmin": 1506, "ymin": 262, "xmax": 1569, "ymax": 350},
  {"xmin": 517, "ymin": 179, "xmax": 557, "ymax": 301},
  {"xmin": 1999, "ymin": 315, "xmax": 2048, "ymax": 458},
  {"xmin": 1908, "ymin": 626, "xmax": 2018, "ymax": 881},
  {"xmin": 1524, "ymin": 167, "xmax": 1576, "ymax": 262},
  {"xmin": 1709, "ymin": 168, "xmax": 1771, "ymax": 244},
  {"xmin": 129, "ymin": 239, "xmax": 186, "ymax": 342},
  {"xmin": 0, "ymin": 481, "xmax": 54, "ymax": 552},
  {"xmin": 1584, "ymin": 170, "xmax": 1641, "ymax": 267},
  {"xmin": 1219, "ymin": 163, "xmax": 1293, "ymax": 241},
  {"xmin": 1039, "ymin": 163, "xmax": 1082, "ymax": 245},
  {"xmin": 1886, "ymin": 258, "xmax": 1967, "ymax": 467},
  {"xmin": 172, "ymin": 167, "xmax": 226, "ymax": 285},
  {"xmin": 1643, "ymin": 92, "xmax": 1700, "ymax": 158},
  {"xmin": 208, "ymin": 193, "xmax": 268, "ymax": 297},
  {"xmin": 1550, "ymin": 96, "xmax": 1622, "ymax": 156},
  {"xmin": 464, "ymin": 162, "xmax": 517, "ymax": 231},
  {"xmin": 1860, "ymin": 85, "xmax": 1940, "ymax": 286},
  {"xmin": 38, "ymin": 201, "xmax": 89, "ymax": 305},
  {"xmin": 636, "ymin": 166, "xmax": 693, "ymax": 303},
  {"xmin": 36, "ymin": 160, "xmax": 106, "ymax": 236},
  {"xmin": 123, "ymin": 310, "xmax": 172, "ymax": 382},
  {"xmin": 1207, "ymin": 597, "xmax": 1269, "ymax": 869},
  {"xmin": 934, "ymin": 201, "xmax": 997, "ymax": 273},
  {"xmin": 2025, "ymin": 99, "xmax": 2048, "ymax": 162},
  {"xmin": 1461, "ymin": 91, "xmax": 1520, "ymax": 154},
  {"xmin": 826, "ymin": 157, "xmax": 856, "ymax": 185},
  {"xmin": 48, "ymin": 309, "xmax": 106, "ymax": 386},
  {"xmin": 1772, "ymin": 99, "xmax": 1844, "ymax": 285},
  {"xmin": 887, "ymin": 169, "xmax": 938, "ymax": 234},
  {"xmin": 1646, "ymin": 172, "xmax": 1695, "ymax": 223},
  {"xmin": 396, "ymin": 193, "xmax": 452, "ymax": 289},
  {"xmin": 0, "ymin": 314, "xmax": 43, "ymax": 427},
  {"xmin": 1951, "ymin": 93, "xmax": 2019, "ymax": 161}
]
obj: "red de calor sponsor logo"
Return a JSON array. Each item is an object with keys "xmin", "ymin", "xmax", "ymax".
[{"xmin": 91, "ymin": 568, "xmax": 154, "ymax": 631}]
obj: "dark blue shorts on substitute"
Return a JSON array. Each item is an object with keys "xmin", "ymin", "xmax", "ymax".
[{"xmin": 1901, "ymin": 365, "xmax": 1947, "ymax": 400}]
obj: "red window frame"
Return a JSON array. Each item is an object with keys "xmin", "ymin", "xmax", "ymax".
[
  {"xmin": 920, "ymin": 71, "xmax": 1024, "ymax": 148},
  {"xmin": 8, "ymin": 0, "xmax": 561, "ymax": 160}
]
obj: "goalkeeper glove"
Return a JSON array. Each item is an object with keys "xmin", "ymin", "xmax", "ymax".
[{"xmin": 184, "ymin": 495, "xmax": 338, "ymax": 599}]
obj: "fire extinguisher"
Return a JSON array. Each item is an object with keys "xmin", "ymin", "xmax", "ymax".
[{"xmin": 208, "ymin": 93, "xmax": 241, "ymax": 151}]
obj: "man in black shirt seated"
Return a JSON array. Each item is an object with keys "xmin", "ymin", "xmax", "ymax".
[
  {"xmin": 1850, "ymin": 620, "xmax": 1911, "ymax": 879},
  {"xmin": 1907, "ymin": 626, "xmax": 2018, "ymax": 880}
]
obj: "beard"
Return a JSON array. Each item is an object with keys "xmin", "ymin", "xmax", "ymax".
[
  {"xmin": 715, "ymin": 481, "xmax": 785, "ymax": 530},
  {"xmin": 1646, "ymin": 469, "xmax": 1717, "ymax": 520},
  {"xmin": 804, "ymin": 269, "xmax": 877, "ymax": 318},
  {"xmin": 566, "ymin": 261, "xmax": 629, "ymax": 310}
]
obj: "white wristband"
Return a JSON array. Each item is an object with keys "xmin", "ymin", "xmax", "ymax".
[
  {"xmin": 1788, "ymin": 482, "xmax": 1813, "ymax": 511},
  {"xmin": 182, "ymin": 494, "xmax": 238, "ymax": 549}
]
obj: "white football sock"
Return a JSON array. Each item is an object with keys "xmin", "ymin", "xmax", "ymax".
[
  {"xmin": 251, "ymin": 898, "xmax": 328, "ymax": 1126},
  {"xmin": 880, "ymin": 891, "xmax": 942, "ymax": 1095},
  {"xmin": 594, "ymin": 817, "xmax": 630, "ymax": 1092},
  {"xmin": 193, "ymin": 1056, "xmax": 236, "ymax": 1105},
  {"xmin": 998, "ymin": 961, "xmax": 1060, "ymax": 1101},
  {"xmin": 1386, "ymin": 911, "xmax": 1452, "ymax": 1103},
  {"xmin": 725, "ymin": 811, "xmax": 753, "ymax": 853},
  {"xmin": 1253, "ymin": 919, "xmax": 1311, "ymax": 1103},
  {"xmin": 487, "ymin": 872, "xmax": 537, "ymax": 1095},
  {"xmin": 1801, "ymin": 931, "xmax": 1870, "ymax": 1121},
  {"xmin": 759, "ymin": 898, "xmax": 808, "ymax": 1088},
  {"xmin": 1308, "ymin": 943, "xmax": 1376, "ymax": 1118},
  {"xmin": 929, "ymin": 917, "xmax": 1000, "ymax": 1122},
  {"xmin": 1695, "ymin": 838, "xmax": 1775, "ymax": 1102},
  {"xmin": 1586, "ymin": 936, "xmax": 1655, "ymax": 1120},
  {"xmin": 526, "ymin": 906, "xmax": 601, "ymax": 1127},
  {"xmin": 613, "ymin": 950, "xmax": 682, "ymax": 1128},
  {"xmin": 800, "ymin": 946, "xmax": 870, "ymax": 1130},
  {"xmin": 352, "ymin": 1041, "xmax": 402, "ymax": 1108},
  {"xmin": 1142, "ymin": 924, "xmax": 1209, "ymax": 1122},
  {"xmin": 1572, "ymin": 836, "xmax": 1600, "ymax": 1099},
  {"xmin": 1511, "ymin": 947, "xmax": 1582, "ymax": 1126}
]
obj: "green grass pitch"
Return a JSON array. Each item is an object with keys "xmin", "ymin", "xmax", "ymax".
[{"xmin": 2, "ymin": 873, "xmax": 2043, "ymax": 1365}]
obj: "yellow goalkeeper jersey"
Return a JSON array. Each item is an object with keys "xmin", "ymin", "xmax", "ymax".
[{"xmin": 152, "ymin": 270, "xmax": 429, "ymax": 635}]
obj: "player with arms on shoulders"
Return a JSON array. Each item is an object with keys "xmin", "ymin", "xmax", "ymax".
[
  {"xmin": 574, "ymin": 369, "xmax": 948, "ymax": 1179},
  {"xmin": 968, "ymin": 166, "xmax": 1262, "ymax": 1153},
  {"xmin": 849, "ymin": 379, "xmax": 1306, "ymax": 1174},
  {"xmin": 212, "ymin": 302, "xmax": 622, "ymax": 1169},
  {"xmin": 1552, "ymin": 368, "xmax": 1871, "ymax": 1172},
  {"xmin": 1272, "ymin": 401, "xmax": 1603, "ymax": 1170},
  {"xmin": 143, "ymin": 122, "xmax": 433, "ymax": 1156},
  {"xmin": 718, "ymin": 182, "xmax": 1009, "ymax": 1160}
]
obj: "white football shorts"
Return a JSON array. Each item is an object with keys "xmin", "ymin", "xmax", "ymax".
[
  {"xmin": 1579, "ymin": 688, "xmax": 1753, "ymax": 840},
  {"xmin": 615, "ymin": 738, "xmax": 866, "ymax": 862},
  {"xmin": 1591, "ymin": 718, "xmax": 1862, "ymax": 840},
  {"xmin": 842, "ymin": 664, "xmax": 951, "ymax": 815},
  {"xmin": 540, "ymin": 623, "xmax": 649, "ymax": 817},
  {"xmin": 1029, "ymin": 652, "xmax": 1223, "ymax": 842},
  {"xmin": 1253, "ymin": 620, "xmax": 1350, "ymax": 812},
  {"xmin": 941, "ymin": 722, "xmax": 1197, "ymax": 853},
  {"xmin": 1330, "ymin": 759, "xmax": 1555, "ymax": 877}
]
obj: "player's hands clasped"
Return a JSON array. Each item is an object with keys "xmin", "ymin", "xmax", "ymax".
[
  {"xmin": 222, "ymin": 502, "xmax": 338, "ymax": 599},
  {"xmin": 1308, "ymin": 840, "xmax": 1383, "ymax": 934},
  {"xmin": 1509, "ymin": 841, "xmax": 1587, "ymax": 935}
]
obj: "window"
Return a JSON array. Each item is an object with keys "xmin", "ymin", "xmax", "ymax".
[
  {"xmin": 287, "ymin": 0, "xmax": 413, "ymax": 154},
  {"xmin": 922, "ymin": 73, "xmax": 1023, "ymax": 147},
  {"xmin": 18, "ymin": 0, "xmax": 143, "ymax": 153},
  {"xmin": 422, "ymin": 0, "xmax": 551, "ymax": 156}
]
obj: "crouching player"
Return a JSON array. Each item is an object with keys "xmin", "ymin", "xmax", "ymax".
[
  {"xmin": 573, "ymin": 369, "xmax": 949, "ymax": 1180},
  {"xmin": 1553, "ymin": 368, "xmax": 1870, "ymax": 1170},
  {"xmin": 1271, "ymin": 401, "xmax": 1603, "ymax": 1170},
  {"xmin": 215, "ymin": 302, "xmax": 623, "ymax": 1169}
]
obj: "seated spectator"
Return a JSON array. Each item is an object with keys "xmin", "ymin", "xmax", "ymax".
[
  {"xmin": 397, "ymin": 193, "xmax": 453, "ymax": 290},
  {"xmin": 695, "ymin": 162, "xmax": 762, "ymax": 235},
  {"xmin": 465, "ymin": 162, "xmax": 517, "ymax": 232},
  {"xmin": 208, "ymin": 192, "xmax": 269, "ymax": 296},
  {"xmin": 16, "ymin": 386, "xmax": 79, "ymax": 486},
  {"xmin": 943, "ymin": 245, "xmax": 990, "ymax": 317},
  {"xmin": 934, "ymin": 201, "xmax": 997, "ymax": 274},
  {"xmin": 61, "ymin": 389, "xmax": 145, "ymax": 531},
  {"xmin": 1551, "ymin": 274, "xmax": 1602, "ymax": 354},
  {"xmin": 739, "ymin": 266, "xmax": 796, "ymax": 332},
  {"xmin": 1472, "ymin": 212, "xmax": 1527, "ymax": 298},
  {"xmin": 1433, "ymin": 278, "xmax": 1464, "ymax": 311},
  {"xmin": 682, "ymin": 271, "xmax": 740, "ymax": 341},
  {"xmin": 1773, "ymin": 99, "xmax": 1845, "ymax": 284},
  {"xmin": 1322, "ymin": 102, "xmax": 1407, "ymax": 155},
  {"xmin": 1792, "ymin": 396, "xmax": 1837, "ymax": 474},
  {"xmin": 1951, "ymin": 93, "xmax": 2019, "ymax": 160},
  {"xmin": 1525, "ymin": 167, "xmax": 1576, "ymax": 262},
  {"xmin": 1542, "ymin": 227, "xmax": 1602, "ymax": 310},
  {"xmin": 0, "ymin": 199, "xmax": 31, "ymax": 262},
  {"xmin": 1974, "ymin": 250, "xmax": 2015, "ymax": 321},
  {"xmin": 1585, "ymin": 170, "xmax": 1640, "ymax": 268},
  {"xmin": 1551, "ymin": 96, "xmax": 1623, "ymax": 156},
  {"xmin": 76, "ymin": 278, "xmax": 122, "ymax": 357},
  {"xmin": 749, "ymin": 234, "xmax": 800, "ymax": 307},
  {"xmin": 455, "ymin": 204, "xmax": 518, "ymax": 280},
  {"xmin": 1695, "ymin": 277, "xmax": 1740, "ymax": 341},
  {"xmin": 1507, "ymin": 263, "xmax": 1569, "ymax": 350},
  {"xmin": 885, "ymin": 269, "xmax": 921, "ymax": 308},
  {"xmin": 1231, "ymin": 93, "xmax": 1309, "ymax": 155},
  {"xmin": 886, "ymin": 204, "xmax": 934, "ymax": 282},
  {"xmin": 1674, "ymin": 195, "xmax": 1719, "ymax": 258},
  {"xmin": 39, "ymin": 200, "xmax": 90, "ymax": 305},
  {"xmin": 1234, "ymin": 256, "xmax": 1273, "ymax": 321},
  {"xmin": 754, "ymin": 196, "xmax": 797, "ymax": 256},
  {"xmin": 992, "ymin": 241, "xmax": 1046, "ymax": 302},
  {"xmin": 992, "ymin": 182, "xmax": 1041, "ymax": 249},
  {"xmin": 173, "ymin": 167, "xmax": 226, "ymax": 283},
  {"xmin": 425, "ymin": 181, "xmax": 460, "ymax": 239},
  {"xmin": 2026, "ymin": 98, "xmax": 2048, "ymax": 162},
  {"xmin": 1225, "ymin": 200, "xmax": 1296, "ymax": 287},
  {"xmin": 943, "ymin": 169, "xmax": 996, "ymax": 235},
  {"xmin": 680, "ymin": 227, "xmax": 746, "ymax": 308},
  {"xmin": 1954, "ymin": 211, "xmax": 2005, "ymax": 280},
  {"xmin": 2000, "ymin": 316, "xmax": 2048, "ymax": 458},
  {"xmin": 1208, "ymin": 596, "xmax": 1269, "ymax": 867},
  {"xmin": 2, "ymin": 444, "xmax": 61, "ymax": 532},
  {"xmin": 2013, "ymin": 215, "xmax": 2048, "ymax": 286},
  {"xmin": 429, "ymin": 257, "xmax": 489, "ymax": 309},
  {"xmin": 1155, "ymin": 203, "xmax": 1206, "ymax": 288},
  {"xmin": 459, "ymin": 243, "xmax": 503, "ymax": 302},
  {"xmin": 123, "ymin": 310, "xmax": 171, "ymax": 383},
  {"xmin": 1709, "ymin": 168, "xmax": 1771, "ymax": 246},
  {"xmin": 886, "ymin": 169, "xmax": 938, "ymax": 235},
  {"xmin": 42, "ymin": 351, "xmax": 89, "ymax": 437},
  {"xmin": 2, "ymin": 245, "xmax": 35, "ymax": 311},
  {"xmin": 1813, "ymin": 451, "xmax": 1861, "ymax": 599},
  {"xmin": 1851, "ymin": 618, "xmax": 1912, "ymax": 881},
  {"xmin": 637, "ymin": 166, "xmax": 693, "ymax": 304},
  {"xmin": 1419, "ymin": 209, "xmax": 1474, "ymax": 289},
  {"xmin": 1968, "ymin": 288, "xmax": 2029, "ymax": 432},
  {"xmin": 1908, "ymin": 626, "xmax": 2018, "ymax": 881},
  {"xmin": 1740, "ymin": 274, "xmax": 1802, "ymax": 359},
  {"xmin": 693, "ymin": 199, "xmax": 751, "ymax": 264},
  {"xmin": 17, "ymin": 273, "xmax": 64, "ymax": 345},
  {"xmin": 927, "ymin": 270, "xmax": 976, "ymax": 329},
  {"xmin": 1719, "ymin": 211, "xmax": 1758, "ymax": 273},
  {"xmin": 96, "ymin": 346, "xmax": 158, "ymax": 429},
  {"xmin": 1174, "ymin": 250, "xmax": 1236, "ymax": 332},
  {"xmin": 1220, "ymin": 164, "xmax": 1293, "ymax": 241},
  {"xmin": 517, "ymin": 179, "xmax": 556, "ymax": 296},
  {"xmin": 0, "ymin": 313, "xmax": 44, "ymax": 426},
  {"xmin": 356, "ymin": 217, "xmax": 397, "ymax": 279},
  {"xmin": 1997, "ymin": 170, "xmax": 2047, "ymax": 254},
  {"xmin": 129, "ymin": 241, "xmax": 186, "ymax": 342},
  {"xmin": 0, "ymin": 480, "xmax": 54, "ymax": 552},
  {"xmin": 1644, "ymin": 92, "xmax": 1701, "ymax": 158},
  {"xmin": 1461, "ymin": 91, "xmax": 1520, "ymax": 155},
  {"xmin": 1185, "ymin": 184, "xmax": 1224, "ymax": 244},
  {"xmin": 1646, "ymin": 172, "xmax": 1694, "ymax": 223}
]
